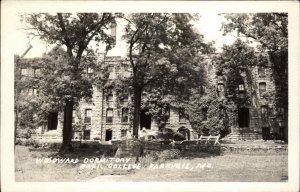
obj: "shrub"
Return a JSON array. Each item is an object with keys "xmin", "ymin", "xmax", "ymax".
[{"xmin": 157, "ymin": 149, "xmax": 181, "ymax": 161}]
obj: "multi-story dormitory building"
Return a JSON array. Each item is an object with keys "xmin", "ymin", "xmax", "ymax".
[
  {"xmin": 203, "ymin": 54, "xmax": 286, "ymax": 141},
  {"xmin": 15, "ymin": 20, "xmax": 286, "ymax": 142},
  {"xmin": 15, "ymin": 53, "xmax": 286, "ymax": 142}
]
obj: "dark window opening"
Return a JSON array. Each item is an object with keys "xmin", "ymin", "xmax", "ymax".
[
  {"xmin": 279, "ymin": 127, "xmax": 285, "ymax": 140},
  {"xmin": 83, "ymin": 130, "xmax": 90, "ymax": 140},
  {"xmin": 121, "ymin": 129, "xmax": 127, "ymax": 137},
  {"xmin": 106, "ymin": 108, "xmax": 113, "ymax": 123},
  {"xmin": 259, "ymin": 82, "xmax": 266, "ymax": 94},
  {"xmin": 238, "ymin": 108, "xmax": 249, "ymax": 128},
  {"xmin": 47, "ymin": 112, "xmax": 58, "ymax": 130},
  {"xmin": 111, "ymin": 21, "xmax": 117, "ymax": 46},
  {"xmin": 33, "ymin": 68, "xmax": 41, "ymax": 77},
  {"xmin": 179, "ymin": 108, "xmax": 186, "ymax": 123},
  {"xmin": 84, "ymin": 109, "xmax": 92, "ymax": 124},
  {"xmin": 262, "ymin": 127, "xmax": 270, "ymax": 140},
  {"xmin": 258, "ymin": 66, "xmax": 266, "ymax": 77},
  {"xmin": 105, "ymin": 129, "xmax": 112, "ymax": 141},
  {"xmin": 121, "ymin": 108, "xmax": 129, "ymax": 123},
  {"xmin": 261, "ymin": 106, "xmax": 269, "ymax": 121},
  {"xmin": 202, "ymin": 108, "xmax": 208, "ymax": 121},
  {"xmin": 278, "ymin": 107, "xmax": 284, "ymax": 121},
  {"xmin": 165, "ymin": 107, "xmax": 170, "ymax": 123},
  {"xmin": 106, "ymin": 86, "xmax": 113, "ymax": 101},
  {"xmin": 202, "ymin": 86, "xmax": 207, "ymax": 94},
  {"xmin": 120, "ymin": 89, "xmax": 129, "ymax": 104},
  {"xmin": 140, "ymin": 110, "xmax": 151, "ymax": 130}
]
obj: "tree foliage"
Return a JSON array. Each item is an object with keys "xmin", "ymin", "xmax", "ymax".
[
  {"xmin": 221, "ymin": 13, "xmax": 288, "ymax": 141},
  {"xmin": 221, "ymin": 13, "xmax": 288, "ymax": 110},
  {"xmin": 20, "ymin": 13, "xmax": 117, "ymax": 150},
  {"xmin": 121, "ymin": 13, "xmax": 214, "ymax": 136},
  {"xmin": 186, "ymin": 86, "xmax": 236, "ymax": 137}
]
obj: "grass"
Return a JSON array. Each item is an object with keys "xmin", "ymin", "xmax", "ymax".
[{"xmin": 15, "ymin": 145, "xmax": 287, "ymax": 182}]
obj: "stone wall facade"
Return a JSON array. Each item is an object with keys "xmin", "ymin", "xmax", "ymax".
[
  {"xmin": 203, "ymin": 54, "xmax": 285, "ymax": 140},
  {"xmin": 17, "ymin": 53, "xmax": 286, "ymax": 142}
]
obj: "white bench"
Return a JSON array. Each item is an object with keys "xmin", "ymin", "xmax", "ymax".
[{"xmin": 197, "ymin": 134, "xmax": 220, "ymax": 145}]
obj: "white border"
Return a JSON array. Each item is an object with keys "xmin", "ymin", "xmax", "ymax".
[{"xmin": 1, "ymin": 1, "xmax": 299, "ymax": 192}]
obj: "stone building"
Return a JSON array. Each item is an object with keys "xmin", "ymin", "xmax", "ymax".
[
  {"xmin": 203, "ymin": 54, "xmax": 286, "ymax": 140},
  {"xmin": 15, "ymin": 19, "xmax": 286, "ymax": 142}
]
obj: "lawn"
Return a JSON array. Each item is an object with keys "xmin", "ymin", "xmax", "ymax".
[{"xmin": 15, "ymin": 145, "xmax": 287, "ymax": 182}]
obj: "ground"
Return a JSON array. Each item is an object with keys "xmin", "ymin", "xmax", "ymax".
[{"xmin": 15, "ymin": 144, "xmax": 287, "ymax": 182}]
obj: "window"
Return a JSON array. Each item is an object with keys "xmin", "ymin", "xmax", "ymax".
[
  {"xmin": 33, "ymin": 68, "xmax": 41, "ymax": 77},
  {"xmin": 47, "ymin": 112, "xmax": 58, "ymax": 130},
  {"xmin": 105, "ymin": 129, "xmax": 112, "ymax": 141},
  {"xmin": 165, "ymin": 107, "xmax": 170, "ymax": 123},
  {"xmin": 25, "ymin": 88, "xmax": 37, "ymax": 96},
  {"xmin": 33, "ymin": 88, "xmax": 38, "ymax": 96},
  {"xmin": 179, "ymin": 108, "xmax": 186, "ymax": 123},
  {"xmin": 86, "ymin": 67, "xmax": 93, "ymax": 78},
  {"xmin": 259, "ymin": 82, "xmax": 267, "ymax": 94},
  {"xmin": 106, "ymin": 108, "xmax": 113, "ymax": 123},
  {"xmin": 261, "ymin": 106, "xmax": 268, "ymax": 121},
  {"xmin": 106, "ymin": 86, "xmax": 113, "ymax": 101},
  {"xmin": 83, "ymin": 130, "xmax": 90, "ymax": 140},
  {"xmin": 202, "ymin": 86, "xmax": 207, "ymax": 94},
  {"xmin": 238, "ymin": 84, "xmax": 245, "ymax": 92},
  {"xmin": 84, "ymin": 109, "xmax": 92, "ymax": 124},
  {"xmin": 121, "ymin": 108, "xmax": 129, "ymax": 123},
  {"xmin": 238, "ymin": 83, "xmax": 245, "ymax": 97},
  {"xmin": 87, "ymin": 67, "xmax": 93, "ymax": 74},
  {"xmin": 121, "ymin": 129, "xmax": 127, "ymax": 138},
  {"xmin": 72, "ymin": 110, "xmax": 76, "ymax": 123},
  {"xmin": 111, "ymin": 21, "xmax": 117, "ymax": 46},
  {"xmin": 278, "ymin": 107, "xmax": 284, "ymax": 121},
  {"xmin": 217, "ymin": 83, "xmax": 225, "ymax": 97},
  {"xmin": 258, "ymin": 66, "xmax": 265, "ymax": 77},
  {"xmin": 202, "ymin": 108, "xmax": 208, "ymax": 121},
  {"xmin": 120, "ymin": 89, "xmax": 129, "ymax": 104},
  {"xmin": 21, "ymin": 68, "xmax": 28, "ymax": 76},
  {"xmin": 115, "ymin": 66, "xmax": 121, "ymax": 75}
]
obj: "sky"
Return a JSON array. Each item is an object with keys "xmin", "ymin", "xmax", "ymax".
[{"xmin": 13, "ymin": 12, "xmax": 237, "ymax": 58}]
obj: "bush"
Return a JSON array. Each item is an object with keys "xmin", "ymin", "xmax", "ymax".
[{"xmin": 157, "ymin": 149, "xmax": 181, "ymax": 161}]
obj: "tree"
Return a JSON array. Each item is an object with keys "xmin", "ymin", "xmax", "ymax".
[
  {"xmin": 221, "ymin": 13, "xmax": 288, "ymax": 141},
  {"xmin": 21, "ymin": 13, "xmax": 116, "ymax": 151},
  {"xmin": 14, "ymin": 55, "xmax": 49, "ymax": 140},
  {"xmin": 186, "ymin": 87, "xmax": 236, "ymax": 137},
  {"xmin": 122, "ymin": 13, "xmax": 214, "ymax": 137}
]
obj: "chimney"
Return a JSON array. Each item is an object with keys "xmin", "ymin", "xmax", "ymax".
[{"xmin": 20, "ymin": 44, "xmax": 33, "ymax": 58}]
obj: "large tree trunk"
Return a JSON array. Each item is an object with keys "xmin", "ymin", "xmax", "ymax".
[
  {"xmin": 132, "ymin": 85, "xmax": 142, "ymax": 138},
  {"xmin": 269, "ymin": 51, "xmax": 288, "ymax": 142},
  {"xmin": 60, "ymin": 98, "xmax": 74, "ymax": 152}
]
